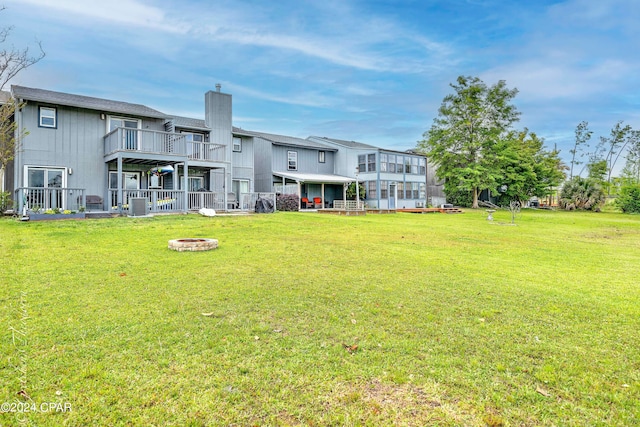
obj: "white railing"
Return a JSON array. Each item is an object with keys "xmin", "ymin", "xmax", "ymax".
[
  {"xmin": 107, "ymin": 190, "xmax": 277, "ymax": 214},
  {"xmin": 273, "ymin": 184, "xmax": 298, "ymax": 195},
  {"xmin": 332, "ymin": 200, "xmax": 364, "ymax": 210},
  {"xmin": 15, "ymin": 187, "xmax": 86, "ymax": 212},
  {"xmin": 188, "ymin": 192, "xmax": 225, "ymax": 211},
  {"xmin": 104, "ymin": 128, "xmax": 226, "ymax": 162},
  {"xmin": 238, "ymin": 193, "xmax": 276, "ymax": 211},
  {"xmin": 109, "ymin": 189, "xmax": 185, "ymax": 213}
]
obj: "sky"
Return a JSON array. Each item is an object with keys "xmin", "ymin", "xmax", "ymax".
[{"xmin": 3, "ymin": 0, "xmax": 640, "ymax": 174}]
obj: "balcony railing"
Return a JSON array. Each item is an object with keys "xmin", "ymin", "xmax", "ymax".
[
  {"xmin": 104, "ymin": 128, "xmax": 226, "ymax": 162},
  {"xmin": 15, "ymin": 187, "xmax": 86, "ymax": 213}
]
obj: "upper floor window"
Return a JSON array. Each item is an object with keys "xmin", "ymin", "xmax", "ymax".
[
  {"xmin": 233, "ymin": 137, "xmax": 242, "ymax": 152},
  {"xmin": 288, "ymin": 150, "xmax": 298, "ymax": 170},
  {"xmin": 358, "ymin": 155, "xmax": 366, "ymax": 173},
  {"xmin": 419, "ymin": 158, "xmax": 426, "ymax": 175},
  {"xmin": 367, "ymin": 154, "xmax": 376, "ymax": 172},
  {"xmin": 380, "ymin": 153, "xmax": 387, "ymax": 172},
  {"xmin": 388, "ymin": 154, "xmax": 396, "ymax": 173},
  {"xmin": 39, "ymin": 106, "xmax": 57, "ymax": 128},
  {"xmin": 318, "ymin": 151, "xmax": 325, "ymax": 163}
]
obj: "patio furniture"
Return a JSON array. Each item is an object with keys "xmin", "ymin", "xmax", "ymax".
[
  {"xmin": 301, "ymin": 197, "xmax": 313, "ymax": 209},
  {"xmin": 313, "ymin": 197, "xmax": 322, "ymax": 208}
]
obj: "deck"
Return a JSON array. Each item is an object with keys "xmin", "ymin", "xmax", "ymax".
[{"xmin": 396, "ymin": 207, "xmax": 464, "ymax": 214}]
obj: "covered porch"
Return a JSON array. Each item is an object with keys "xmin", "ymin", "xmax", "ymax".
[{"xmin": 272, "ymin": 171, "xmax": 358, "ymax": 211}]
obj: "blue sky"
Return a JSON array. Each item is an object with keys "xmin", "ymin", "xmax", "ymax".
[{"xmin": 4, "ymin": 0, "xmax": 640, "ymax": 173}]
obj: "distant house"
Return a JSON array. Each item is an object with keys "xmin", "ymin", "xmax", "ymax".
[
  {"xmin": 307, "ymin": 137, "xmax": 445, "ymax": 209},
  {"xmin": 6, "ymin": 84, "xmax": 443, "ymax": 215}
]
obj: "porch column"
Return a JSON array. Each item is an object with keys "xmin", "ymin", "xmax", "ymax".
[
  {"xmin": 297, "ymin": 180, "xmax": 302, "ymax": 210},
  {"xmin": 117, "ymin": 156, "xmax": 123, "ymax": 214},
  {"xmin": 183, "ymin": 160, "xmax": 189, "ymax": 212},
  {"xmin": 321, "ymin": 183, "xmax": 325, "ymax": 209}
]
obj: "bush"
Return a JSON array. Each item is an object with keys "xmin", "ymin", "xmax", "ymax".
[
  {"xmin": 443, "ymin": 185, "xmax": 473, "ymax": 207},
  {"xmin": 276, "ymin": 194, "xmax": 300, "ymax": 211},
  {"xmin": 559, "ymin": 177, "xmax": 606, "ymax": 211},
  {"xmin": 0, "ymin": 191, "xmax": 11, "ymax": 213},
  {"xmin": 616, "ymin": 184, "xmax": 640, "ymax": 213}
]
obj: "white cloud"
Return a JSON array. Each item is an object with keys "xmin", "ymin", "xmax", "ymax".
[{"xmin": 12, "ymin": 0, "xmax": 187, "ymax": 33}]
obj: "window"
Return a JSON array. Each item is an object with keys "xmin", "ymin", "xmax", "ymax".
[
  {"xmin": 318, "ymin": 151, "xmax": 325, "ymax": 163},
  {"xmin": 405, "ymin": 158, "xmax": 411, "ymax": 173},
  {"xmin": 388, "ymin": 154, "xmax": 396, "ymax": 173},
  {"xmin": 419, "ymin": 183, "xmax": 426, "ymax": 200},
  {"xmin": 367, "ymin": 154, "xmax": 376, "ymax": 172},
  {"xmin": 412, "ymin": 182, "xmax": 420, "ymax": 199},
  {"xmin": 419, "ymin": 158, "xmax": 426, "ymax": 175},
  {"xmin": 397, "ymin": 182, "xmax": 404, "ymax": 199},
  {"xmin": 189, "ymin": 177, "xmax": 204, "ymax": 191},
  {"xmin": 380, "ymin": 180, "xmax": 388, "ymax": 199},
  {"xmin": 367, "ymin": 181, "xmax": 377, "ymax": 199},
  {"xmin": 411, "ymin": 158, "xmax": 419, "ymax": 174},
  {"xmin": 396, "ymin": 156, "xmax": 404, "ymax": 174},
  {"xmin": 108, "ymin": 116, "xmax": 140, "ymax": 150},
  {"xmin": 233, "ymin": 179, "xmax": 249, "ymax": 194},
  {"xmin": 380, "ymin": 153, "xmax": 387, "ymax": 172},
  {"xmin": 233, "ymin": 137, "xmax": 242, "ymax": 152},
  {"xmin": 39, "ymin": 107, "xmax": 57, "ymax": 128},
  {"xmin": 288, "ymin": 151, "xmax": 298, "ymax": 171},
  {"xmin": 358, "ymin": 155, "xmax": 366, "ymax": 173}
]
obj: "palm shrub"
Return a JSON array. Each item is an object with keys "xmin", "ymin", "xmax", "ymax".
[
  {"xmin": 616, "ymin": 184, "xmax": 640, "ymax": 213},
  {"xmin": 559, "ymin": 177, "xmax": 606, "ymax": 211}
]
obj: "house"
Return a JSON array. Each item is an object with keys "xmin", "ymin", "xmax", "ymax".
[
  {"xmin": 6, "ymin": 84, "xmax": 443, "ymax": 216},
  {"xmin": 307, "ymin": 137, "xmax": 444, "ymax": 209},
  {"xmin": 241, "ymin": 130, "xmax": 355, "ymax": 209},
  {"xmin": 9, "ymin": 84, "xmax": 263, "ymax": 215}
]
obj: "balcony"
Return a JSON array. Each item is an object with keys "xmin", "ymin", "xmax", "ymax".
[{"xmin": 104, "ymin": 128, "xmax": 226, "ymax": 163}]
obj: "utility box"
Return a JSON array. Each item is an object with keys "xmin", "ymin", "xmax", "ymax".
[{"xmin": 129, "ymin": 197, "xmax": 148, "ymax": 217}]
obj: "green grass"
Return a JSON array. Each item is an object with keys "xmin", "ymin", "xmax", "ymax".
[{"xmin": 1, "ymin": 209, "xmax": 639, "ymax": 426}]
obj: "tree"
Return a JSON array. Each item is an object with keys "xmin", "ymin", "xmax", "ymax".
[
  {"xmin": 418, "ymin": 76, "xmax": 520, "ymax": 208},
  {"xmin": 494, "ymin": 129, "xmax": 566, "ymax": 205},
  {"xmin": 569, "ymin": 121, "xmax": 592, "ymax": 179},
  {"xmin": 0, "ymin": 7, "xmax": 45, "ymax": 192},
  {"xmin": 599, "ymin": 121, "xmax": 640, "ymax": 194},
  {"xmin": 615, "ymin": 184, "xmax": 640, "ymax": 213}
]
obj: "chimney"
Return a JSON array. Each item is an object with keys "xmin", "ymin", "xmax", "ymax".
[{"xmin": 215, "ymin": 83, "xmax": 221, "ymax": 92}]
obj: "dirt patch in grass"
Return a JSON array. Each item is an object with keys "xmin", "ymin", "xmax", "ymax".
[{"xmin": 324, "ymin": 379, "xmax": 481, "ymax": 426}]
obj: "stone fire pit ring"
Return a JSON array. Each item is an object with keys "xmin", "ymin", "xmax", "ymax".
[{"xmin": 168, "ymin": 238, "xmax": 218, "ymax": 252}]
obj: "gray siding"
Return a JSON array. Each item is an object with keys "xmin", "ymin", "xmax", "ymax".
[
  {"xmin": 15, "ymin": 102, "xmax": 168, "ymax": 198},
  {"xmin": 272, "ymin": 145, "xmax": 333, "ymax": 174},
  {"xmin": 253, "ymin": 137, "xmax": 274, "ymax": 192}
]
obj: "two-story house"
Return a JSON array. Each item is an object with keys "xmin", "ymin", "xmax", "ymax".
[
  {"xmin": 307, "ymin": 137, "xmax": 442, "ymax": 209},
  {"xmin": 9, "ymin": 85, "xmax": 250, "ymax": 214},
  {"xmin": 7, "ymin": 84, "xmax": 443, "ymax": 216}
]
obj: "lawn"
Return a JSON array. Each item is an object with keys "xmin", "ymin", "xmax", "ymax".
[{"xmin": 1, "ymin": 209, "xmax": 639, "ymax": 426}]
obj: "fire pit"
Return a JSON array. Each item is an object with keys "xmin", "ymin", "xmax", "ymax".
[{"xmin": 168, "ymin": 238, "xmax": 218, "ymax": 252}]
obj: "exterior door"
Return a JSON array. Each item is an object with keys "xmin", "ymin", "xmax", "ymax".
[
  {"xmin": 109, "ymin": 117, "xmax": 140, "ymax": 150},
  {"xmin": 26, "ymin": 167, "xmax": 65, "ymax": 210}
]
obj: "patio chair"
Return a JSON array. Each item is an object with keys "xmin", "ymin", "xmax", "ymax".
[
  {"xmin": 301, "ymin": 197, "xmax": 312, "ymax": 209},
  {"xmin": 313, "ymin": 197, "xmax": 322, "ymax": 208}
]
